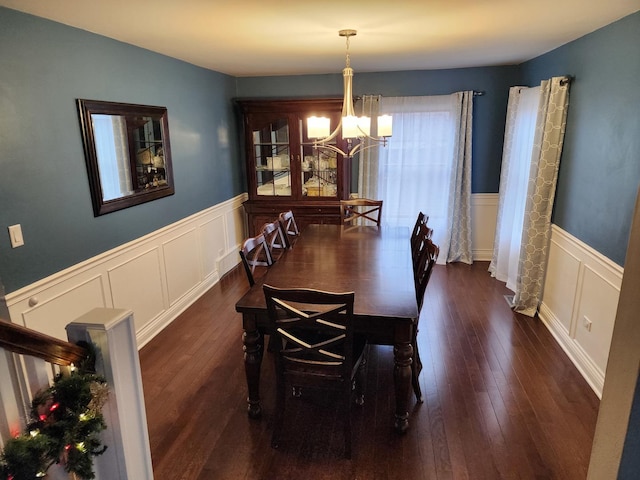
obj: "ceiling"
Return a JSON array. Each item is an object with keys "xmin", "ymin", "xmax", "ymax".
[{"xmin": 1, "ymin": 0, "xmax": 638, "ymax": 77}]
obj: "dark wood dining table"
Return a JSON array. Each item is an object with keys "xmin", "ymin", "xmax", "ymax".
[{"xmin": 235, "ymin": 224, "xmax": 419, "ymax": 433}]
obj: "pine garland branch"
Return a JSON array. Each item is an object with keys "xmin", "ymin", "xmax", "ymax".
[{"xmin": 0, "ymin": 344, "xmax": 109, "ymax": 480}]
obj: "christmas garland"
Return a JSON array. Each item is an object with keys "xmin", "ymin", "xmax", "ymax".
[{"xmin": 0, "ymin": 348, "xmax": 109, "ymax": 480}]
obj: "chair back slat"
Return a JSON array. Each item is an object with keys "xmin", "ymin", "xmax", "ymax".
[
  {"xmin": 410, "ymin": 211, "xmax": 429, "ymax": 255},
  {"xmin": 239, "ymin": 233, "xmax": 273, "ymax": 286},
  {"xmin": 278, "ymin": 210, "xmax": 300, "ymax": 248},
  {"xmin": 412, "ymin": 222, "xmax": 434, "ymax": 277},
  {"xmin": 261, "ymin": 220, "xmax": 288, "ymax": 261},
  {"xmin": 264, "ymin": 286, "xmax": 355, "ymax": 371},
  {"xmin": 340, "ymin": 199, "xmax": 383, "ymax": 226},
  {"xmin": 263, "ymin": 285, "xmax": 366, "ymax": 458},
  {"xmin": 414, "ymin": 232, "xmax": 439, "ymax": 312}
]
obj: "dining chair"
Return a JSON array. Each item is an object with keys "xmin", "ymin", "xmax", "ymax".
[
  {"xmin": 410, "ymin": 211, "xmax": 429, "ymax": 257},
  {"xmin": 239, "ymin": 233, "xmax": 273, "ymax": 287},
  {"xmin": 278, "ymin": 210, "xmax": 300, "ymax": 248},
  {"xmin": 411, "ymin": 232, "xmax": 439, "ymax": 403},
  {"xmin": 263, "ymin": 284, "xmax": 367, "ymax": 459},
  {"xmin": 339, "ymin": 198, "xmax": 383, "ymax": 226},
  {"xmin": 411, "ymin": 222, "xmax": 434, "ymax": 280},
  {"xmin": 261, "ymin": 220, "xmax": 288, "ymax": 262}
]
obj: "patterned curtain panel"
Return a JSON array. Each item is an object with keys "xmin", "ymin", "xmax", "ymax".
[
  {"xmin": 445, "ymin": 91, "xmax": 473, "ymax": 264},
  {"xmin": 513, "ymin": 77, "xmax": 571, "ymax": 316}
]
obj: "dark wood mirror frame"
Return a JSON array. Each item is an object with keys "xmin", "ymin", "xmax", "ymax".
[{"xmin": 77, "ymin": 99, "xmax": 175, "ymax": 216}]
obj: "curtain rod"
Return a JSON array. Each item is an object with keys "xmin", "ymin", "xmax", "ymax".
[
  {"xmin": 559, "ymin": 75, "xmax": 573, "ymax": 86},
  {"xmin": 360, "ymin": 91, "xmax": 486, "ymax": 99}
]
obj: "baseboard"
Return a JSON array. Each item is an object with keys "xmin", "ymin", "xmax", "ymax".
[
  {"xmin": 473, "ymin": 248, "xmax": 493, "ymax": 262},
  {"xmin": 538, "ymin": 302, "xmax": 605, "ymax": 398},
  {"xmin": 136, "ymin": 271, "xmax": 220, "ymax": 349}
]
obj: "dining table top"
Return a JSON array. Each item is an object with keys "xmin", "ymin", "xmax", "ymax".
[{"xmin": 235, "ymin": 223, "xmax": 419, "ymax": 323}]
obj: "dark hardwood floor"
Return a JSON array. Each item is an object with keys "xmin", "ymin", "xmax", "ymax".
[{"xmin": 139, "ymin": 261, "xmax": 599, "ymax": 480}]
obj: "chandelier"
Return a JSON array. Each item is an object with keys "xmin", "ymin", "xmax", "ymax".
[{"xmin": 307, "ymin": 29, "xmax": 392, "ymax": 158}]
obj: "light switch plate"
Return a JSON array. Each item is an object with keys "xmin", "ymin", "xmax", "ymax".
[{"xmin": 8, "ymin": 224, "xmax": 24, "ymax": 248}]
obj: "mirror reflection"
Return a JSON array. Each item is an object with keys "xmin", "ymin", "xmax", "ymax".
[{"xmin": 77, "ymin": 99, "xmax": 174, "ymax": 216}]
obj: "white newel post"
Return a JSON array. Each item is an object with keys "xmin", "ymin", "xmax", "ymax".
[{"xmin": 66, "ymin": 308, "xmax": 154, "ymax": 480}]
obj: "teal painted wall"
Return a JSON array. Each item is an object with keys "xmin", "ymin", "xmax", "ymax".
[
  {"xmin": 1, "ymin": 6, "xmax": 638, "ymax": 295},
  {"xmin": 0, "ymin": 8, "xmax": 244, "ymax": 292},
  {"xmin": 520, "ymin": 12, "xmax": 640, "ymax": 267},
  {"xmin": 236, "ymin": 66, "xmax": 520, "ymax": 194},
  {"xmin": 237, "ymin": 12, "xmax": 640, "ymax": 266}
]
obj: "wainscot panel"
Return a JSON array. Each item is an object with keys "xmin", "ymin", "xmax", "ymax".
[
  {"xmin": 539, "ymin": 225, "xmax": 623, "ymax": 398},
  {"xmin": 108, "ymin": 248, "xmax": 166, "ymax": 333},
  {"xmin": 163, "ymin": 228, "xmax": 201, "ymax": 305},
  {"xmin": 21, "ymin": 275, "xmax": 107, "ymax": 340},
  {"xmin": 6, "ymin": 194, "xmax": 248, "ymax": 349},
  {"xmin": 471, "ymin": 193, "xmax": 498, "ymax": 261},
  {"xmin": 199, "ymin": 214, "xmax": 226, "ymax": 280}
]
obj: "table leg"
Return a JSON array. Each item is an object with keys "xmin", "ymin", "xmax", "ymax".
[
  {"xmin": 242, "ymin": 314, "xmax": 263, "ymax": 419},
  {"xmin": 393, "ymin": 340, "xmax": 413, "ymax": 433}
]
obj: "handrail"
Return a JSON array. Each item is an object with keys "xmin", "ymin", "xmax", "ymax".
[{"xmin": 0, "ymin": 320, "xmax": 87, "ymax": 366}]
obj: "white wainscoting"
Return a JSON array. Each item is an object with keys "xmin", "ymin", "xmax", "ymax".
[
  {"xmin": 6, "ymin": 193, "xmax": 248, "ymax": 349},
  {"xmin": 539, "ymin": 225, "xmax": 623, "ymax": 398},
  {"xmin": 4, "ymin": 192, "xmax": 617, "ymax": 400},
  {"xmin": 6, "ymin": 192, "xmax": 496, "ymax": 348},
  {"xmin": 471, "ymin": 193, "xmax": 498, "ymax": 261}
]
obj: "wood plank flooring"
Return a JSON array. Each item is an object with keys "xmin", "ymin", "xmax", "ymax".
[{"xmin": 139, "ymin": 262, "xmax": 599, "ymax": 479}]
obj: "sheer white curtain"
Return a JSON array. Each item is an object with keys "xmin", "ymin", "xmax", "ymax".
[
  {"xmin": 490, "ymin": 77, "xmax": 570, "ymax": 316},
  {"xmin": 358, "ymin": 95, "xmax": 381, "ymax": 201},
  {"xmin": 359, "ymin": 93, "xmax": 473, "ymax": 264},
  {"xmin": 489, "ymin": 86, "xmax": 541, "ymax": 291},
  {"xmin": 92, "ymin": 114, "xmax": 133, "ymax": 201}
]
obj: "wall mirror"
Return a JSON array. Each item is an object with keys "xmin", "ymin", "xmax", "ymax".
[{"xmin": 77, "ymin": 99, "xmax": 175, "ymax": 216}]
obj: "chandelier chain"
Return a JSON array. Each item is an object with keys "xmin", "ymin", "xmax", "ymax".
[{"xmin": 345, "ymin": 35, "xmax": 351, "ymax": 69}]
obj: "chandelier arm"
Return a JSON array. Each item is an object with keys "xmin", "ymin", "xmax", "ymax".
[
  {"xmin": 349, "ymin": 138, "xmax": 387, "ymax": 157},
  {"xmin": 313, "ymin": 143, "xmax": 349, "ymax": 158},
  {"xmin": 355, "ymin": 127, "xmax": 389, "ymax": 142}
]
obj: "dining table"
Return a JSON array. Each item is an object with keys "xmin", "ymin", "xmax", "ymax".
[{"xmin": 235, "ymin": 223, "xmax": 419, "ymax": 433}]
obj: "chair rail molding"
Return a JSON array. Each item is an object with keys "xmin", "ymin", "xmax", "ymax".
[
  {"xmin": 538, "ymin": 224, "xmax": 623, "ymax": 398},
  {"xmin": 5, "ymin": 193, "xmax": 248, "ymax": 349}
]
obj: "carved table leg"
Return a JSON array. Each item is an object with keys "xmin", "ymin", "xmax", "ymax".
[
  {"xmin": 393, "ymin": 339, "xmax": 413, "ymax": 434},
  {"xmin": 242, "ymin": 314, "xmax": 264, "ymax": 419}
]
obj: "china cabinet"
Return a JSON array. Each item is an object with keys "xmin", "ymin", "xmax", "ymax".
[{"xmin": 237, "ymin": 98, "xmax": 352, "ymax": 235}]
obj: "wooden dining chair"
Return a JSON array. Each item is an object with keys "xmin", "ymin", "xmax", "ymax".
[
  {"xmin": 339, "ymin": 199, "xmax": 383, "ymax": 226},
  {"xmin": 278, "ymin": 210, "xmax": 300, "ymax": 248},
  {"xmin": 261, "ymin": 220, "xmax": 288, "ymax": 262},
  {"xmin": 411, "ymin": 232, "xmax": 439, "ymax": 403},
  {"xmin": 412, "ymin": 222, "xmax": 434, "ymax": 280},
  {"xmin": 239, "ymin": 233, "xmax": 273, "ymax": 287},
  {"xmin": 263, "ymin": 284, "xmax": 367, "ymax": 459},
  {"xmin": 410, "ymin": 211, "xmax": 429, "ymax": 257}
]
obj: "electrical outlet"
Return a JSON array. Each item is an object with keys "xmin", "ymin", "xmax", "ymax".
[
  {"xmin": 8, "ymin": 224, "xmax": 24, "ymax": 248},
  {"xmin": 583, "ymin": 316, "xmax": 592, "ymax": 332}
]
